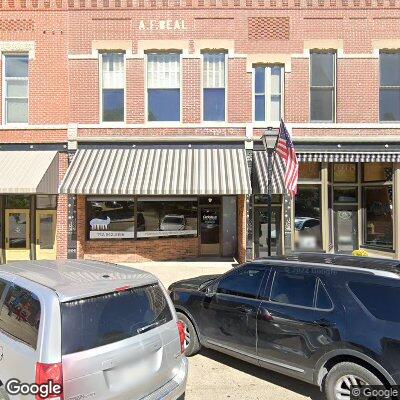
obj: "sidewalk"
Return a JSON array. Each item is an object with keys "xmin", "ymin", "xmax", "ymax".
[{"xmin": 122, "ymin": 258, "xmax": 236, "ymax": 288}]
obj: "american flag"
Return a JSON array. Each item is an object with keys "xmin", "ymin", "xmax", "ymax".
[{"xmin": 276, "ymin": 119, "xmax": 299, "ymax": 197}]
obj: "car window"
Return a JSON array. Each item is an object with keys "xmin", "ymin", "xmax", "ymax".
[
  {"xmin": 315, "ymin": 279, "xmax": 333, "ymax": 310},
  {"xmin": 0, "ymin": 280, "xmax": 7, "ymax": 302},
  {"xmin": 270, "ymin": 271, "xmax": 317, "ymax": 308},
  {"xmin": 61, "ymin": 283, "xmax": 172, "ymax": 355},
  {"xmin": 348, "ymin": 281, "xmax": 400, "ymax": 323},
  {"xmin": 0, "ymin": 284, "xmax": 41, "ymax": 349},
  {"xmin": 217, "ymin": 265, "xmax": 267, "ymax": 299}
]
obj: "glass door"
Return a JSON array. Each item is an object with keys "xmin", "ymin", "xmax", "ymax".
[
  {"xmin": 5, "ymin": 209, "xmax": 30, "ymax": 261},
  {"xmin": 254, "ymin": 206, "xmax": 282, "ymax": 258},
  {"xmin": 36, "ymin": 210, "xmax": 57, "ymax": 260},
  {"xmin": 200, "ymin": 207, "xmax": 220, "ymax": 256},
  {"xmin": 334, "ymin": 205, "xmax": 358, "ymax": 254}
]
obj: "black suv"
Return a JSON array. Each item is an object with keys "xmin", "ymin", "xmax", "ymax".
[{"xmin": 168, "ymin": 253, "xmax": 400, "ymax": 400}]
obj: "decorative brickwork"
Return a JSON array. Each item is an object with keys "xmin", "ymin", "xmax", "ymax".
[
  {"xmin": 248, "ymin": 17, "xmax": 290, "ymax": 41},
  {"xmin": 0, "ymin": 19, "xmax": 34, "ymax": 31}
]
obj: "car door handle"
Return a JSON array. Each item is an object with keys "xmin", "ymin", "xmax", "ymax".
[
  {"xmin": 257, "ymin": 307, "xmax": 273, "ymax": 322},
  {"xmin": 313, "ymin": 318, "xmax": 335, "ymax": 327},
  {"xmin": 236, "ymin": 305, "xmax": 254, "ymax": 314}
]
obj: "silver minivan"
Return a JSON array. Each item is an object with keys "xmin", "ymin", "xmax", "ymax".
[{"xmin": 0, "ymin": 260, "xmax": 188, "ymax": 400}]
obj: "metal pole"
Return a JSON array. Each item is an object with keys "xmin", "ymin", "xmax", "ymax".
[{"xmin": 267, "ymin": 148, "xmax": 273, "ymax": 256}]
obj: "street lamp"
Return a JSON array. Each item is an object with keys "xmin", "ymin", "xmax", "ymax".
[{"xmin": 261, "ymin": 127, "xmax": 279, "ymax": 257}]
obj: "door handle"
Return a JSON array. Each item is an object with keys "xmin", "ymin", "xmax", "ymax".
[
  {"xmin": 236, "ymin": 305, "xmax": 254, "ymax": 314},
  {"xmin": 313, "ymin": 318, "xmax": 335, "ymax": 328},
  {"xmin": 257, "ymin": 307, "xmax": 273, "ymax": 322}
]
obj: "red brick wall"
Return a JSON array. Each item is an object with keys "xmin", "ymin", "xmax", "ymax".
[
  {"xmin": 76, "ymin": 195, "xmax": 200, "ymax": 262},
  {"xmin": 182, "ymin": 58, "xmax": 201, "ymax": 124},
  {"xmin": 126, "ymin": 59, "xmax": 145, "ymax": 124}
]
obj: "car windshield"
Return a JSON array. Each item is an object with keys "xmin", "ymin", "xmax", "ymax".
[{"xmin": 60, "ymin": 283, "xmax": 172, "ymax": 355}]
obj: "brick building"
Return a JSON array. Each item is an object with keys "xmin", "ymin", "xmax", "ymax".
[{"xmin": 0, "ymin": 0, "xmax": 400, "ymax": 263}]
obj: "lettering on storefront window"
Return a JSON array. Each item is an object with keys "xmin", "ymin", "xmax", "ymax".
[{"xmin": 138, "ymin": 19, "xmax": 187, "ymax": 31}]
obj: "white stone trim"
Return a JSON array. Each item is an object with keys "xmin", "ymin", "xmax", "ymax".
[
  {"xmin": 0, "ymin": 41, "xmax": 35, "ymax": 59},
  {"xmin": 68, "ymin": 54, "xmax": 98, "ymax": 60}
]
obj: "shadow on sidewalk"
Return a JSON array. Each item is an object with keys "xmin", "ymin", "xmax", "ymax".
[{"xmin": 199, "ymin": 347, "xmax": 324, "ymax": 400}]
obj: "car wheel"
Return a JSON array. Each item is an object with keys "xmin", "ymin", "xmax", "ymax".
[
  {"xmin": 176, "ymin": 312, "xmax": 201, "ymax": 357},
  {"xmin": 324, "ymin": 362, "xmax": 383, "ymax": 400}
]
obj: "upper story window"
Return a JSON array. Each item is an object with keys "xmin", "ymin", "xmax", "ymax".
[
  {"xmin": 101, "ymin": 52, "xmax": 125, "ymax": 122},
  {"xmin": 310, "ymin": 51, "xmax": 336, "ymax": 122},
  {"xmin": 147, "ymin": 52, "xmax": 180, "ymax": 122},
  {"xmin": 380, "ymin": 52, "xmax": 400, "ymax": 121},
  {"xmin": 254, "ymin": 65, "xmax": 283, "ymax": 122},
  {"xmin": 203, "ymin": 52, "xmax": 226, "ymax": 121},
  {"xmin": 3, "ymin": 54, "xmax": 29, "ymax": 124}
]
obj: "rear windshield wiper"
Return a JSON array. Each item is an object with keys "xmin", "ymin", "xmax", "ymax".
[{"xmin": 136, "ymin": 318, "xmax": 166, "ymax": 334}]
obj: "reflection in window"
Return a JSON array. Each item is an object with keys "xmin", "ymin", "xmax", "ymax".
[
  {"xmin": 203, "ymin": 53, "xmax": 226, "ymax": 121},
  {"xmin": 310, "ymin": 52, "xmax": 335, "ymax": 122},
  {"xmin": 102, "ymin": 53, "xmax": 125, "ymax": 122},
  {"xmin": 137, "ymin": 198, "xmax": 197, "ymax": 238},
  {"xmin": 271, "ymin": 272, "xmax": 317, "ymax": 307},
  {"xmin": 295, "ymin": 185, "xmax": 322, "ymax": 251},
  {"xmin": 87, "ymin": 199, "xmax": 135, "ymax": 239},
  {"xmin": 333, "ymin": 187, "xmax": 357, "ymax": 203},
  {"xmin": 380, "ymin": 52, "xmax": 400, "ymax": 121},
  {"xmin": 364, "ymin": 186, "xmax": 393, "ymax": 248},
  {"xmin": 147, "ymin": 53, "xmax": 180, "ymax": 121},
  {"xmin": 4, "ymin": 54, "xmax": 29, "ymax": 124},
  {"xmin": 0, "ymin": 284, "xmax": 41, "ymax": 349}
]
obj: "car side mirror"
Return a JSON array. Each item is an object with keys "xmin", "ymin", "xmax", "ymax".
[{"xmin": 205, "ymin": 282, "xmax": 218, "ymax": 297}]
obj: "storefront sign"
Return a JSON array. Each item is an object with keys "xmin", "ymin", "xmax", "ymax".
[
  {"xmin": 138, "ymin": 19, "xmax": 187, "ymax": 31},
  {"xmin": 90, "ymin": 231, "xmax": 135, "ymax": 239},
  {"xmin": 137, "ymin": 230, "xmax": 197, "ymax": 238}
]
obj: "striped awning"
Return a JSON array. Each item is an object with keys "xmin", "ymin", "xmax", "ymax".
[
  {"xmin": 253, "ymin": 151, "xmax": 286, "ymax": 194},
  {"xmin": 59, "ymin": 148, "xmax": 251, "ymax": 195},
  {"xmin": 298, "ymin": 152, "xmax": 400, "ymax": 163},
  {"xmin": 0, "ymin": 151, "xmax": 59, "ymax": 194}
]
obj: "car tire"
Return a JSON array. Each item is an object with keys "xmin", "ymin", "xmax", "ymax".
[
  {"xmin": 324, "ymin": 362, "xmax": 383, "ymax": 400},
  {"xmin": 177, "ymin": 393, "xmax": 185, "ymax": 400},
  {"xmin": 176, "ymin": 312, "xmax": 201, "ymax": 357}
]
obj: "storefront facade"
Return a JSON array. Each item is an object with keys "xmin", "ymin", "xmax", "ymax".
[{"xmin": 2, "ymin": 0, "xmax": 400, "ymax": 263}]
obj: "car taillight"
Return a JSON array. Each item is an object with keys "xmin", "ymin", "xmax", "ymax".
[
  {"xmin": 35, "ymin": 362, "xmax": 63, "ymax": 400},
  {"xmin": 177, "ymin": 321, "xmax": 186, "ymax": 354}
]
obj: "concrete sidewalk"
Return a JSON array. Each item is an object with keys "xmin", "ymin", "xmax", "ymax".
[{"xmin": 122, "ymin": 259, "xmax": 236, "ymax": 288}]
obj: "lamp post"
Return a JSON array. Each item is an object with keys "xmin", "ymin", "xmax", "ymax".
[{"xmin": 261, "ymin": 127, "xmax": 279, "ymax": 257}]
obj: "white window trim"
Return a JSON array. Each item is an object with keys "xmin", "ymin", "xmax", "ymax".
[
  {"xmin": 309, "ymin": 51, "xmax": 337, "ymax": 124},
  {"xmin": 2, "ymin": 52, "xmax": 29, "ymax": 126},
  {"xmin": 252, "ymin": 65, "xmax": 284, "ymax": 125},
  {"xmin": 99, "ymin": 51, "xmax": 126, "ymax": 125},
  {"xmin": 201, "ymin": 52, "xmax": 228, "ymax": 124},
  {"xmin": 145, "ymin": 52, "xmax": 182, "ymax": 125}
]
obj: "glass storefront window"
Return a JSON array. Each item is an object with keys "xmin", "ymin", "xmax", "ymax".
[
  {"xmin": 295, "ymin": 186, "xmax": 322, "ymax": 251},
  {"xmin": 363, "ymin": 162, "xmax": 392, "ymax": 182},
  {"xmin": 299, "ymin": 162, "xmax": 321, "ymax": 181},
  {"xmin": 253, "ymin": 195, "xmax": 281, "ymax": 204},
  {"xmin": 6, "ymin": 195, "xmax": 30, "ymax": 209},
  {"xmin": 37, "ymin": 195, "xmax": 57, "ymax": 209},
  {"xmin": 137, "ymin": 198, "xmax": 198, "ymax": 239},
  {"xmin": 87, "ymin": 199, "xmax": 135, "ymax": 239},
  {"xmin": 333, "ymin": 187, "xmax": 358, "ymax": 203},
  {"xmin": 333, "ymin": 163, "xmax": 357, "ymax": 183},
  {"xmin": 363, "ymin": 186, "xmax": 393, "ymax": 248}
]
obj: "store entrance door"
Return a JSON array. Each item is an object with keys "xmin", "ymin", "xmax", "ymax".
[
  {"xmin": 254, "ymin": 206, "xmax": 282, "ymax": 258},
  {"xmin": 5, "ymin": 209, "xmax": 30, "ymax": 261},
  {"xmin": 200, "ymin": 207, "xmax": 220, "ymax": 256},
  {"xmin": 334, "ymin": 205, "xmax": 358, "ymax": 254},
  {"xmin": 36, "ymin": 210, "xmax": 57, "ymax": 260}
]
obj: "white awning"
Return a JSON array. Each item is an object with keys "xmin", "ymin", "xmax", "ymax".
[
  {"xmin": 0, "ymin": 151, "xmax": 59, "ymax": 194},
  {"xmin": 253, "ymin": 151, "xmax": 286, "ymax": 194},
  {"xmin": 59, "ymin": 148, "xmax": 251, "ymax": 195}
]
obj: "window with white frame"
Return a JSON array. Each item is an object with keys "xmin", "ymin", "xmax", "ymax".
[
  {"xmin": 4, "ymin": 54, "xmax": 29, "ymax": 124},
  {"xmin": 147, "ymin": 52, "xmax": 180, "ymax": 122},
  {"xmin": 254, "ymin": 65, "xmax": 283, "ymax": 122},
  {"xmin": 203, "ymin": 52, "xmax": 226, "ymax": 121},
  {"xmin": 101, "ymin": 52, "xmax": 125, "ymax": 122},
  {"xmin": 380, "ymin": 51, "xmax": 400, "ymax": 121},
  {"xmin": 310, "ymin": 51, "xmax": 336, "ymax": 122}
]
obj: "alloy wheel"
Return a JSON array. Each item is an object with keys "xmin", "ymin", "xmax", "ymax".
[{"xmin": 334, "ymin": 374, "xmax": 368, "ymax": 400}]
